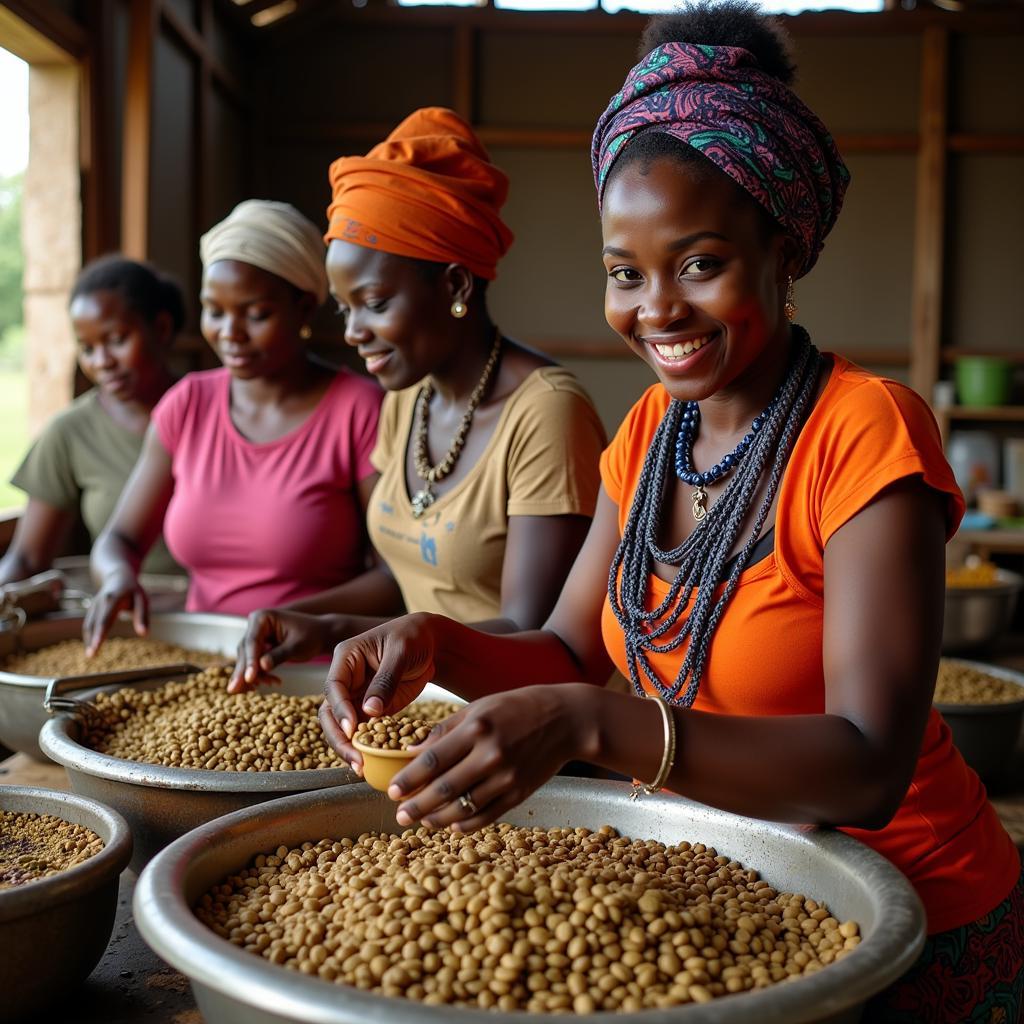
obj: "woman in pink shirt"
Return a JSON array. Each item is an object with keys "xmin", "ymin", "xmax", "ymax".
[{"xmin": 84, "ymin": 200, "xmax": 383, "ymax": 652}]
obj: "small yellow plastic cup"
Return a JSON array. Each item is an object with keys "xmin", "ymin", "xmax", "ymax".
[{"xmin": 351, "ymin": 737, "xmax": 417, "ymax": 792}]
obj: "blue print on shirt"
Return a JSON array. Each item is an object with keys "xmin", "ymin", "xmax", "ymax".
[{"xmin": 420, "ymin": 533, "xmax": 438, "ymax": 567}]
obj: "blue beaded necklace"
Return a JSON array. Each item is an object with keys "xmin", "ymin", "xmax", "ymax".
[{"xmin": 675, "ymin": 379, "xmax": 787, "ymax": 522}]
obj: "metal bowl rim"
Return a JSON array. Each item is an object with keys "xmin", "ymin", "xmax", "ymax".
[
  {"xmin": 0, "ymin": 611, "xmax": 246, "ymax": 688},
  {"xmin": 0, "ymin": 784, "xmax": 132, "ymax": 922},
  {"xmin": 134, "ymin": 780, "xmax": 927, "ymax": 1024},
  {"xmin": 39, "ymin": 714, "xmax": 356, "ymax": 793}
]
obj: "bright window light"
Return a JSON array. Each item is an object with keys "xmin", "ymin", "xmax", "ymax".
[
  {"xmin": 0, "ymin": 50, "xmax": 28, "ymax": 178},
  {"xmin": 396, "ymin": 0, "xmax": 485, "ymax": 6},
  {"xmin": 603, "ymin": 0, "xmax": 882, "ymax": 10},
  {"xmin": 495, "ymin": 0, "xmax": 597, "ymax": 9},
  {"xmin": 251, "ymin": 0, "xmax": 297, "ymax": 26}
]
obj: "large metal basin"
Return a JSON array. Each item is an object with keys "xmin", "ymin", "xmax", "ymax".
[
  {"xmin": 1, "ymin": 785, "xmax": 132, "ymax": 1021},
  {"xmin": 0, "ymin": 611, "xmax": 247, "ymax": 760},
  {"xmin": 134, "ymin": 780, "xmax": 926, "ymax": 1024},
  {"xmin": 38, "ymin": 662, "xmax": 363, "ymax": 872},
  {"xmin": 39, "ymin": 676, "xmax": 459, "ymax": 873},
  {"xmin": 934, "ymin": 658, "xmax": 1024, "ymax": 781}
]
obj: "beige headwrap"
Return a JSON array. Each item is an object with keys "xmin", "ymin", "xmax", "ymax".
[{"xmin": 199, "ymin": 199, "xmax": 329, "ymax": 304}]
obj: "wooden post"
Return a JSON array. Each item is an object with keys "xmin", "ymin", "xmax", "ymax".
[
  {"xmin": 121, "ymin": 0, "xmax": 157, "ymax": 259},
  {"xmin": 909, "ymin": 25, "xmax": 949, "ymax": 404},
  {"xmin": 81, "ymin": 0, "xmax": 118, "ymax": 259}
]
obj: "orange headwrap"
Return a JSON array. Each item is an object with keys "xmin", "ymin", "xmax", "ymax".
[{"xmin": 325, "ymin": 107, "xmax": 514, "ymax": 281}]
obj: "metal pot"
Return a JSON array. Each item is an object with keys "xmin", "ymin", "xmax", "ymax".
[
  {"xmin": 0, "ymin": 611, "xmax": 246, "ymax": 760},
  {"xmin": 134, "ymin": 780, "xmax": 926, "ymax": 1024},
  {"xmin": 38, "ymin": 663, "xmax": 363, "ymax": 872},
  {"xmin": 0, "ymin": 785, "xmax": 132, "ymax": 1021},
  {"xmin": 934, "ymin": 659, "xmax": 1024, "ymax": 781},
  {"xmin": 943, "ymin": 568, "xmax": 1022, "ymax": 653}
]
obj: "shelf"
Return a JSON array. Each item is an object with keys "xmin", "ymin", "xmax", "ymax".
[
  {"xmin": 941, "ymin": 348, "xmax": 1024, "ymax": 366},
  {"xmin": 955, "ymin": 528, "xmax": 1024, "ymax": 555},
  {"xmin": 938, "ymin": 406, "xmax": 1024, "ymax": 422}
]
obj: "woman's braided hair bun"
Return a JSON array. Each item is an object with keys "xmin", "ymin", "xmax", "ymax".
[{"xmin": 640, "ymin": 0, "xmax": 797, "ymax": 86}]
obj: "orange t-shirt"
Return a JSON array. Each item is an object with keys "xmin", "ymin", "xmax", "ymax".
[{"xmin": 599, "ymin": 356, "xmax": 1019, "ymax": 935}]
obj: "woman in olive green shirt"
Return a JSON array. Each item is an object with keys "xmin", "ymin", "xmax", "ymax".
[{"xmin": 0, "ymin": 256, "xmax": 182, "ymax": 584}]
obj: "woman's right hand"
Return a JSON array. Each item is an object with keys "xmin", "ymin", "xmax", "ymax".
[
  {"xmin": 82, "ymin": 570, "xmax": 148, "ymax": 656},
  {"xmin": 228, "ymin": 609, "xmax": 336, "ymax": 693},
  {"xmin": 319, "ymin": 613, "xmax": 439, "ymax": 773}
]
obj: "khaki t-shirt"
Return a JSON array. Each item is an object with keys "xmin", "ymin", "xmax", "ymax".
[
  {"xmin": 368, "ymin": 366, "xmax": 606, "ymax": 623},
  {"xmin": 11, "ymin": 389, "xmax": 181, "ymax": 575}
]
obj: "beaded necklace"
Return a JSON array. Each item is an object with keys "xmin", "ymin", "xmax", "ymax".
[
  {"xmin": 410, "ymin": 329, "xmax": 503, "ymax": 518},
  {"xmin": 607, "ymin": 326, "xmax": 820, "ymax": 706},
  {"xmin": 675, "ymin": 387, "xmax": 784, "ymax": 522}
]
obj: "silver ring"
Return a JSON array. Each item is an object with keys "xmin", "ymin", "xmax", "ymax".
[{"xmin": 458, "ymin": 792, "xmax": 477, "ymax": 815}]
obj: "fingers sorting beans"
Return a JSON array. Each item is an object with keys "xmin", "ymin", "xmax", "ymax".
[
  {"xmin": 196, "ymin": 824, "xmax": 860, "ymax": 1013},
  {"xmin": 0, "ymin": 812, "xmax": 104, "ymax": 888}
]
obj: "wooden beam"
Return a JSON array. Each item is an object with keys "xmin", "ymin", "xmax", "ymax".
[
  {"xmin": 160, "ymin": 1, "xmax": 246, "ymax": 102},
  {"xmin": 121, "ymin": 0, "xmax": 157, "ymax": 260},
  {"xmin": 197, "ymin": 0, "xmax": 213, "ymax": 245},
  {"xmin": 948, "ymin": 133, "xmax": 1024, "ymax": 154},
  {"xmin": 909, "ymin": 24, "xmax": 949, "ymax": 402},
  {"xmin": 269, "ymin": 121, "xmax": 923, "ymax": 155},
  {"xmin": 0, "ymin": 0, "xmax": 86, "ymax": 61},
  {"xmin": 942, "ymin": 347, "xmax": 1024, "ymax": 366}
]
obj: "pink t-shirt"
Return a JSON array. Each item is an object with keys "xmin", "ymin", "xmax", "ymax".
[{"xmin": 153, "ymin": 367, "xmax": 382, "ymax": 615}]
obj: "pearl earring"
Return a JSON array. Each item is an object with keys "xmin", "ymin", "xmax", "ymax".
[{"xmin": 451, "ymin": 301, "xmax": 467, "ymax": 319}]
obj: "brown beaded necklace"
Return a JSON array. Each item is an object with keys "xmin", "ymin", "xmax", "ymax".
[{"xmin": 410, "ymin": 328, "xmax": 503, "ymax": 519}]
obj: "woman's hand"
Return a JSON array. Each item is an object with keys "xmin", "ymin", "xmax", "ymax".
[
  {"xmin": 229, "ymin": 609, "xmax": 337, "ymax": 693},
  {"xmin": 387, "ymin": 684, "xmax": 592, "ymax": 831},
  {"xmin": 82, "ymin": 570, "xmax": 148, "ymax": 656},
  {"xmin": 319, "ymin": 613, "xmax": 439, "ymax": 773}
]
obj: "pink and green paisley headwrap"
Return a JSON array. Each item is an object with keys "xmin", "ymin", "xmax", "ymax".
[{"xmin": 592, "ymin": 42, "xmax": 850, "ymax": 278}]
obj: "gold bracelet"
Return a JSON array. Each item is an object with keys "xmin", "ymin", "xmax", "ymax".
[{"xmin": 630, "ymin": 697, "xmax": 677, "ymax": 800}]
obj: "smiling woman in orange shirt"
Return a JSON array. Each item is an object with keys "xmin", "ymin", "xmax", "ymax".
[{"xmin": 317, "ymin": 3, "xmax": 1023, "ymax": 1018}]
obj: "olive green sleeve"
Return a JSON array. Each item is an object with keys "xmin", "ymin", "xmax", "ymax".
[{"xmin": 10, "ymin": 415, "xmax": 81, "ymax": 512}]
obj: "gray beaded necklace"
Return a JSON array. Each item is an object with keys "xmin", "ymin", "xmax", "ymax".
[{"xmin": 607, "ymin": 326, "xmax": 820, "ymax": 707}]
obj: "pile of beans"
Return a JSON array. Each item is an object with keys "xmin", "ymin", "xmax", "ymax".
[
  {"xmin": 935, "ymin": 660, "xmax": 1024, "ymax": 705},
  {"xmin": 82, "ymin": 666, "xmax": 346, "ymax": 772},
  {"xmin": 0, "ymin": 811, "xmax": 104, "ymax": 888},
  {"xmin": 196, "ymin": 824, "xmax": 860, "ymax": 1012},
  {"xmin": 0, "ymin": 637, "xmax": 224, "ymax": 677},
  {"xmin": 354, "ymin": 702, "xmax": 461, "ymax": 751}
]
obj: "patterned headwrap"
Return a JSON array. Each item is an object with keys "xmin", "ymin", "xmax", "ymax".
[
  {"xmin": 200, "ymin": 199, "xmax": 329, "ymax": 304},
  {"xmin": 326, "ymin": 107, "xmax": 514, "ymax": 281},
  {"xmin": 592, "ymin": 43, "xmax": 850, "ymax": 278}
]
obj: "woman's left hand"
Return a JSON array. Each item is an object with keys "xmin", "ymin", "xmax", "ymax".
[{"xmin": 388, "ymin": 683, "xmax": 593, "ymax": 831}]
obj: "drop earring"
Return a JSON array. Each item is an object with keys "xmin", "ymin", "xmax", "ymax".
[
  {"xmin": 299, "ymin": 324, "xmax": 313, "ymax": 340},
  {"xmin": 450, "ymin": 301, "xmax": 467, "ymax": 319},
  {"xmin": 784, "ymin": 277, "xmax": 797, "ymax": 322}
]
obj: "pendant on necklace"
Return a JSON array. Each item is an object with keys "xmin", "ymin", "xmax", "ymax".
[
  {"xmin": 411, "ymin": 486, "xmax": 435, "ymax": 519},
  {"xmin": 691, "ymin": 486, "xmax": 708, "ymax": 523}
]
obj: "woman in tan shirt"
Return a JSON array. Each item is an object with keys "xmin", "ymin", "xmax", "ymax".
[{"xmin": 230, "ymin": 107, "xmax": 606, "ymax": 691}]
